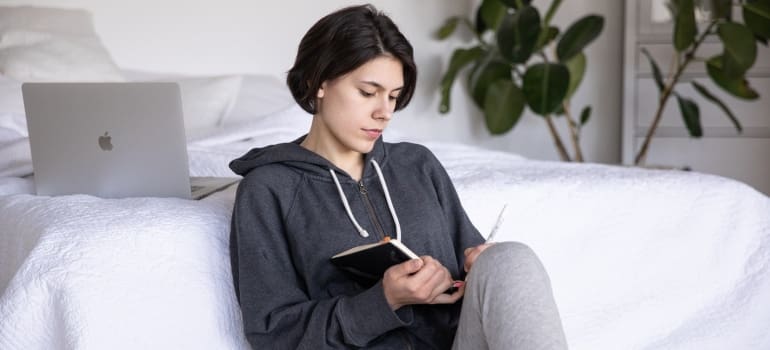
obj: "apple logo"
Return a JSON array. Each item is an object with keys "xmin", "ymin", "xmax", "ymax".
[{"xmin": 98, "ymin": 132, "xmax": 113, "ymax": 151}]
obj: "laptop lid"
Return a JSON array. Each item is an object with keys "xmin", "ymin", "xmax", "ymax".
[{"xmin": 22, "ymin": 82, "xmax": 193, "ymax": 199}]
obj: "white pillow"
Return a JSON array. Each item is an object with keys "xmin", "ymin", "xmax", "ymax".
[
  {"xmin": 172, "ymin": 75, "xmax": 244, "ymax": 139},
  {"xmin": 0, "ymin": 74, "xmax": 243, "ymax": 132},
  {"xmin": 221, "ymin": 74, "xmax": 295, "ymax": 127},
  {"xmin": 0, "ymin": 75, "xmax": 24, "ymax": 115},
  {"xmin": 190, "ymin": 103, "xmax": 312, "ymax": 148},
  {"xmin": 0, "ymin": 6, "xmax": 124, "ymax": 82},
  {"xmin": 123, "ymin": 71, "xmax": 294, "ymax": 134},
  {"xmin": 0, "ymin": 112, "xmax": 31, "ymax": 177}
]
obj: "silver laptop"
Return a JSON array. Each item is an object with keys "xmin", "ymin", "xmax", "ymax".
[{"xmin": 21, "ymin": 82, "xmax": 238, "ymax": 199}]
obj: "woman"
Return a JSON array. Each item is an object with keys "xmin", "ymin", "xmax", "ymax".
[{"xmin": 229, "ymin": 4, "xmax": 567, "ymax": 349}]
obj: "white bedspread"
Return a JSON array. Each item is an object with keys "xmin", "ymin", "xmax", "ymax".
[
  {"xmin": 0, "ymin": 188, "xmax": 250, "ymax": 349},
  {"xmin": 1, "ymin": 120, "xmax": 769, "ymax": 349},
  {"xmin": 444, "ymin": 157, "xmax": 770, "ymax": 350}
]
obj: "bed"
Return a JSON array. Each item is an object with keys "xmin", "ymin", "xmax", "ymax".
[{"xmin": 2, "ymin": 5, "xmax": 770, "ymax": 350}]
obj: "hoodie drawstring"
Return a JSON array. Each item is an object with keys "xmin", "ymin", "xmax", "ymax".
[
  {"xmin": 329, "ymin": 169, "xmax": 369, "ymax": 238},
  {"xmin": 371, "ymin": 160, "xmax": 402, "ymax": 241},
  {"xmin": 328, "ymin": 159, "xmax": 402, "ymax": 240}
]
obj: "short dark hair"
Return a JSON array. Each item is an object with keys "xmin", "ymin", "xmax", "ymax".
[{"xmin": 287, "ymin": 4, "xmax": 417, "ymax": 114}]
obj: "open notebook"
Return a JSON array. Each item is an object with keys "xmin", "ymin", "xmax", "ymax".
[{"xmin": 22, "ymin": 82, "xmax": 238, "ymax": 199}]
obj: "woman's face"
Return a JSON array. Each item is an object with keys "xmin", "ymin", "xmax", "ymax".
[{"xmin": 314, "ymin": 55, "xmax": 404, "ymax": 156}]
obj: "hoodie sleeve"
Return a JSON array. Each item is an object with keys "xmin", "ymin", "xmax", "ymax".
[
  {"xmin": 422, "ymin": 148, "xmax": 486, "ymax": 276},
  {"xmin": 230, "ymin": 174, "xmax": 413, "ymax": 349}
]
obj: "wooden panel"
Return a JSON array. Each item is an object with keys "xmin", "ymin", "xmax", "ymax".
[
  {"xmin": 624, "ymin": 0, "xmax": 770, "ymax": 195},
  {"xmin": 634, "ymin": 78, "xmax": 770, "ymax": 129},
  {"xmin": 636, "ymin": 43, "xmax": 770, "ymax": 76},
  {"xmin": 637, "ymin": 0, "xmax": 747, "ymax": 41}
]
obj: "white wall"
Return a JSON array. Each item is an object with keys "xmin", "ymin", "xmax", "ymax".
[{"xmin": 0, "ymin": 0, "xmax": 624, "ymax": 163}]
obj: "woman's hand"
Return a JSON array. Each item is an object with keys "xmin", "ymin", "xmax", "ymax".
[
  {"xmin": 463, "ymin": 243, "xmax": 494, "ymax": 273},
  {"xmin": 382, "ymin": 256, "xmax": 464, "ymax": 310}
]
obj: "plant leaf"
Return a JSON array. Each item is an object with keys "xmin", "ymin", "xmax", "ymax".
[
  {"xmin": 466, "ymin": 60, "xmax": 484, "ymax": 108},
  {"xmin": 706, "ymin": 55, "xmax": 760, "ymax": 100},
  {"xmin": 718, "ymin": 22, "xmax": 758, "ymax": 77},
  {"xmin": 499, "ymin": 0, "xmax": 533, "ymax": 10},
  {"xmin": 479, "ymin": 0, "xmax": 508, "ymax": 32},
  {"xmin": 579, "ymin": 106, "xmax": 592, "ymax": 126},
  {"xmin": 470, "ymin": 60, "xmax": 513, "ymax": 107},
  {"xmin": 435, "ymin": 17, "xmax": 461, "ymax": 40},
  {"xmin": 691, "ymin": 80, "xmax": 743, "ymax": 133},
  {"xmin": 641, "ymin": 48, "xmax": 665, "ymax": 91},
  {"xmin": 675, "ymin": 93, "xmax": 703, "ymax": 137},
  {"xmin": 673, "ymin": 0, "xmax": 697, "ymax": 51},
  {"xmin": 475, "ymin": 6, "xmax": 487, "ymax": 34},
  {"xmin": 553, "ymin": 104, "xmax": 566, "ymax": 115},
  {"xmin": 535, "ymin": 26, "xmax": 560, "ymax": 52},
  {"xmin": 497, "ymin": 6, "xmax": 541, "ymax": 63},
  {"xmin": 439, "ymin": 46, "xmax": 485, "ymax": 113},
  {"xmin": 743, "ymin": 2, "xmax": 770, "ymax": 40},
  {"xmin": 564, "ymin": 52, "xmax": 586, "ymax": 99},
  {"xmin": 483, "ymin": 79, "xmax": 526, "ymax": 134},
  {"xmin": 522, "ymin": 63, "xmax": 570, "ymax": 115},
  {"xmin": 556, "ymin": 15, "xmax": 604, "ymax": 62}
]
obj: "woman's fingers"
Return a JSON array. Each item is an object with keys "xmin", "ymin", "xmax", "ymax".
[
  {"xmin": 409, "ymin": 256, "xmax": 455, "ymax": 302},
  {"xmin": 430, "ymin": 282, "xmax": 465, "ymax": 304},
  {"xmin": 464, "ymin": 243, "xmax": 495, "ymax": 272},
  {"xmin": 383, "ymin": 255, "xmax": 464, "ymax": 309}
]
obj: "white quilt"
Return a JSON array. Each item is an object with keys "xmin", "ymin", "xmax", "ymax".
[
  {"xmin": 0, "ymin": 188, "xmax": 250, "ymax": 349},
  {"xmin": 1, "ymin": 121, "xmax": 769, "ymax": 349}
]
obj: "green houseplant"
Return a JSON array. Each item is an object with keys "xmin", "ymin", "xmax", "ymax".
[
  {"xmin": 635, "ymin": 0, "xmax": 770, "ymax": 165},
  {"xmin": 435, "ymin": 0, "xmax": 604, "ymax": 162}
]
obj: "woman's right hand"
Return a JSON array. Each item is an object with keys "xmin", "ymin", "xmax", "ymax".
[{"xmin": 382, "ymin": 256, "xmax": 464, "ymax": 310}]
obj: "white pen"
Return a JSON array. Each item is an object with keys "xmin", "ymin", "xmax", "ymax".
[
  {"xmin": 452, "ymin": 203, "xmax": 508, "ymax": 288},
  {"xmin": 486, "ymin": 204, "xmax": 507, "ymax": 243},
  {"xmin": 453, "ymin": 204, "xmax": 509, "ymax": 289}
]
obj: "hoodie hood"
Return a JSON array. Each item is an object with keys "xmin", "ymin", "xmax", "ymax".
[{"xmin": 229, "ymin": 135, "xmax": 387, "ymax": 181}]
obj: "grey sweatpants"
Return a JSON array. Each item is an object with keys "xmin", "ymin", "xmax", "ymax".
[{"xmin": 452, "ymin": 242, "xmax": 568, "ymax": 350}]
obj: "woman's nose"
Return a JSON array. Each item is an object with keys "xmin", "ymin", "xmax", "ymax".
[{"xmin": 373, "ymin": 97, "xmax": 393, "ymax": 120}]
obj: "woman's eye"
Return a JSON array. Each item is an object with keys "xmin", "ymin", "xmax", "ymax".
[
  {"xmin": 359, "ymin": 90, "xmax": 374, "ymax": 97},
  {"xmin": 388, "ymin": 95, "xmax": 398, "ymax": 101}
]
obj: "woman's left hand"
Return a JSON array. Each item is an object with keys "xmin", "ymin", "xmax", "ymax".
[{"xmin": 463, "ymin": 243, "xmax": 494, "ymax": 273}]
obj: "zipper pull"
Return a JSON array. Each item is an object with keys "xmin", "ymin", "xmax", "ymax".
[{"xmin": 358, "ymin": 181, "xmax": 367, "ymax": 194}]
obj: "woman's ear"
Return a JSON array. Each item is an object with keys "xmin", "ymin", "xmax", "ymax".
[{"xmin": 317, "ymin": 82, "xmax": 326, "ymax": 99}]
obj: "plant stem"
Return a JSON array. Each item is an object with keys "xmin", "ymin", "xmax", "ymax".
[
  {"xmin": 634, "ymin": 21, "xmax": 717, "ymax": 165},
  {"xmin": 544, "ymin": 0, "xmax": 563, "ymax": 26},
  {"xmin": 545, "ymin": 115, "xmax": 572, "ymax": 161},
  {"xmin": 538, "ymin": 51, "xmax": 574, "ymax": 161},
  {"xmin": 561, "ymin": 101, "xmax": 584, "ymax": 162},
  {"xmin": 635, "ymin": 80, "xmax": 678, "ymax": 165}
]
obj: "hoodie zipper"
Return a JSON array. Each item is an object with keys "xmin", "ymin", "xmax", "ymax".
[
  {"xmin": 400, "ymin": 330, "xmax": 414, "ymax": 350},
  {"xmin": 358, "ymin": 181, "xmax": 388, "ymax": 239},
  {"xmin": 358, "ymin": 177, "xmax": 410, "ymax": 349}
]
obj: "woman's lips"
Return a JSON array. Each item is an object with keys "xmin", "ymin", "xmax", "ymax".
[{"xmin": 363, "ymin": 128, "xmax": 382, "ymax": 139}]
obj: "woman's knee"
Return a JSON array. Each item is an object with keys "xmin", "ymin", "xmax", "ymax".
[{"xmin": 473, "ymin": 241, "xmax": 546, "ymax": 277}]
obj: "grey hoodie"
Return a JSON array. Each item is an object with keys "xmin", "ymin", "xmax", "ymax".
[{"xmin": 229, "ymin": 136, "xmax": 484, "ymax": 349}]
